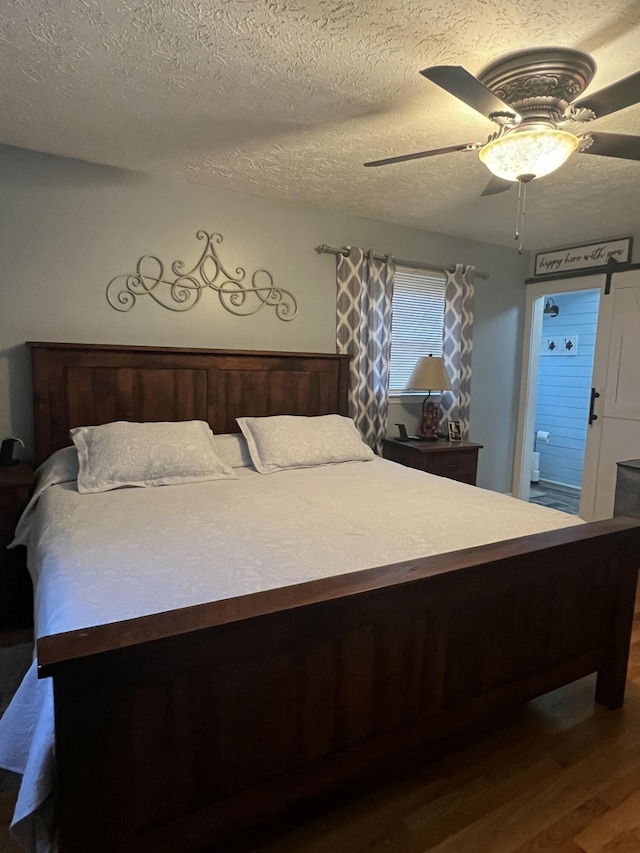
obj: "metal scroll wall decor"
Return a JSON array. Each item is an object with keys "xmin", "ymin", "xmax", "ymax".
[{"xmin": 107, "ymin": 230, "xmax": 297, "ymax": 321}]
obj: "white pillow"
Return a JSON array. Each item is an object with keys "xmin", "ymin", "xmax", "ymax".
[
  {"xmin": 71, "ymin": 420, "xmax": 235, "ymax": 494},
  {"xmin": 213, "ymin": 433, "xmax": 253, "ymax": 468},
  {"xmin": 237, "ymin": 415, "xmax": 374, "ymax": 474}
]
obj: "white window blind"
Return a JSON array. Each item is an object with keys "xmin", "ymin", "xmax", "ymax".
[{"xmin": 389, "ymin": 267, "xmax": 446, "ymax": 393}]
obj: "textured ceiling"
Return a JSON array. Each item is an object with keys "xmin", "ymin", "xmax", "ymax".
[{"xmin": 2, "ymin": 0, "xmax": 640, "ymax": 250}]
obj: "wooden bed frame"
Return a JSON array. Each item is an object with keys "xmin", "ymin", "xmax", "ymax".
[{"xmin": 27, "ymin": 341, "xmax": 640, "ymax": 853}]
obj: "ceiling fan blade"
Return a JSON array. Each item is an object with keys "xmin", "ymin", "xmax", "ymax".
[
  {"xmin": 481, "ymin": 176, "xmax": 515, "ymax": 196},
  {"xmin": 364, "ymin": 142, "xmax": 480, "ymax": 168},
  {"xmin": 420, "ymin": 65, "xmax": 520, "ymax": 122},
  {"xmin": 578, "ymin": 132, "xmax": 640, "ymax": 161},
  {"xmin": 572, "ymin": 70, "xmax": 640, "ymax": 118}
]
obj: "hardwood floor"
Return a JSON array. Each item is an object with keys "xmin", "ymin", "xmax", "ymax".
[{"xmin": 1, "ymin": 579, "xmax": 639, "ymax": 853}]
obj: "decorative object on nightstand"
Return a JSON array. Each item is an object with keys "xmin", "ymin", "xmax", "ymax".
[
  {"xmin": 0, "ymin": 463, "xmax": 34, "ymax": 644},
  {"xmin": 448, "ymin": 420, "xmax": 462, "ymax": 441},
  {"xmin": 0, "ymin": 436, "xmax": 24, "ymax": 466},
  {"xmin": 382, "ymin": 438, "xmax": 483, "ymax": 485},
  {"xmin": 407, "ymin": 355, "xmax": 453, "ymax": 441}
]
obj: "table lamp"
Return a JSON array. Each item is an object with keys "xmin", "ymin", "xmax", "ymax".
[{"xmin": 407, "ymin": 355, "xmax": 453, "ymax": 441}]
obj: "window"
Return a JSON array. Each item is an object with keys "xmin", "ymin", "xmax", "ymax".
[{"xmin": 388, "ymin": 266, "xmax": 446, "ymax": 393}]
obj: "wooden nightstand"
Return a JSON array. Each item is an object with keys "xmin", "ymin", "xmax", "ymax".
[
  {"xmin": 382, "ymin": 439, "xmax": 483, "ymax": 486},
  {"xmin": 0, "ymin": 463, "xmax": 34, "ymax": 644}
]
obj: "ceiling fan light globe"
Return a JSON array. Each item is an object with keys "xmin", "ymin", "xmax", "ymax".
[{"xmin": 478, "ymin": 129, "xmax": 579, "ymax": 182}]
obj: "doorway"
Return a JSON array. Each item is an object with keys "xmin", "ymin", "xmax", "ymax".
[
  {"xmin": 528, "ymin": 288, "xmax": 601, "ymax": 515},
  {"xmin": 512, "ymin": 274, "xmax": 604, "ymax": 515}
]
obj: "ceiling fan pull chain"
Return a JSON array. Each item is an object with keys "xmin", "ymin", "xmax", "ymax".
[
  {"xmin": 514, "ymin": 175, "xmax": 534, "ymax": 254},
  {"xmin": 518, "ymin": 179, "xmax": 527, "ymax": 254},
  {"xmin": 514, "ymin": 179, "xmax": 524, "ymax": 248}
]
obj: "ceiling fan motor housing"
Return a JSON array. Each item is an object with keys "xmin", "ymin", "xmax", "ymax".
[{"xmin": 478, "ymin": 47, "xmax": 597, "ymax": 125}]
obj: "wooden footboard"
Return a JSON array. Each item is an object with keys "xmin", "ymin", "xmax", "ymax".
[{"xmin": 38, "ymin": 517, "xmax": 640, "ymax": 853}]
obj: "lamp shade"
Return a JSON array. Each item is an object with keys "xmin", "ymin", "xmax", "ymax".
[
  {"xmin": 478, "ymin": 127, "xmax": 579, "ymax": 182},
  {"xmin": 407, "ymin": 355, "xmax": 452, "ymax": 392}
]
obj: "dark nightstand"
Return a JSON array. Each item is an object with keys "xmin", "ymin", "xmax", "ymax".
[
  {"xmin": 382, "ymin": 439, "xmax": 483, "ymax": 486},
  {"xmin": 0, "ymin": 463, "xmax": 34, "ymax": 645}
]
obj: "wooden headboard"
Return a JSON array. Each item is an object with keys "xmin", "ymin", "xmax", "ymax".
[{"xmin": 28, "ymin": 342, "xmax": 350, "ymax": 463}]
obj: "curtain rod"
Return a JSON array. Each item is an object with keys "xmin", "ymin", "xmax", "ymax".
[{"xmin": 315, "ymin": 244, "xmax": 489, "ymax": 280}]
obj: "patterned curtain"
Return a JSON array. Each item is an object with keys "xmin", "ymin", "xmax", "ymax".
[
  {"xmin": 439, "ymin": 264, "xmax": 475, "ymax": 439},
  {"xmin": 335, "ymin": 248, "xmax": 395, "ymax": 454}
]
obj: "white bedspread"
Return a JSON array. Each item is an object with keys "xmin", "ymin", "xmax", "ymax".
[{"xmin": 0, "ymin": 457, "xmax": 582, "ymax": 851}]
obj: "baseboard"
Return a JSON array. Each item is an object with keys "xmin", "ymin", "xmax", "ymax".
[{"xmin": 538, "ymin": 479, "xmax": 581, "ymax": 494}]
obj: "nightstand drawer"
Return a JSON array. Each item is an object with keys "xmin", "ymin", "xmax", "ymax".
[
  {"xmin": 382, "ymin": 439, "xmax": 482, "ymax": 486},
  {"xmin": 0, "ymin": 488, "xmax": 30, "ymax": 548},
  {"xmin": 0, "ymin": 463, "xmax": 33, "ymax": 547},
  {"xmin": 424, "ymin": 452, "xmax": 477, "ymax": 484},
  {"xmin": 0, "ymin": 463, "xmax": 34, "ymax": 634}
]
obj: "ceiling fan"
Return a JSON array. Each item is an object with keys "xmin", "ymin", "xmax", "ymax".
[{"xmin": 364, "ymin": 46, "xmax": 640, "ymax": 196}]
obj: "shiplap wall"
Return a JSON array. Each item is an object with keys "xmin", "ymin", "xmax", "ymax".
[{"xmin": 534, "ymin": 289, "xmax": 600, "ymax": 489}]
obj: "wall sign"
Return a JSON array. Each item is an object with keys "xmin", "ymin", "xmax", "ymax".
[{"xmin": 534, "ymin": 237, "xmax": 632, "ymax": 277}]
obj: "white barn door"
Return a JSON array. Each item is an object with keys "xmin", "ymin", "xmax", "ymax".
[{"xmin": 581, "ymin": 269, "xmax": 640, "ymax": 520}]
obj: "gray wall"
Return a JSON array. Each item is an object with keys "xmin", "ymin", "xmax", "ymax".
[{"xmin": 0, "ymin": 144, "xmax": 528, "ymax": 491}]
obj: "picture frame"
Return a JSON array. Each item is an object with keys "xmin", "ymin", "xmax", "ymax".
[{"xmin": 448, "ymin": 420, "xmax": 462, "ymax": 442}]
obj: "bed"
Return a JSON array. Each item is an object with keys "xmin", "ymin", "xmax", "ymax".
[{"xmin": 4, "ymin": 341, "xmax": 640, "ymax": 853}]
